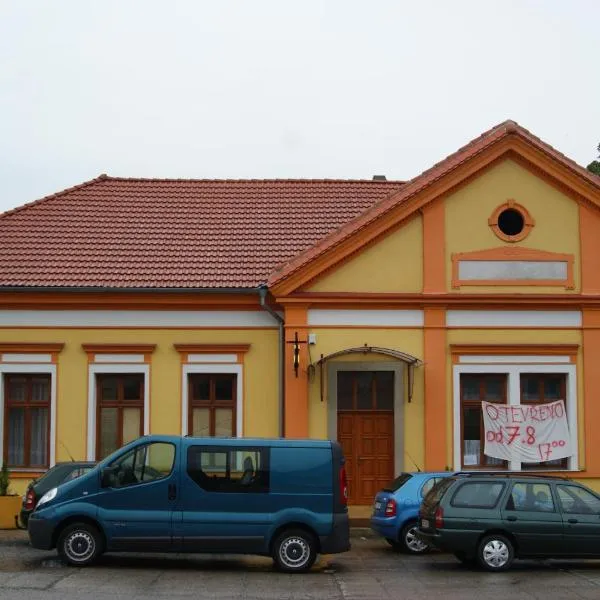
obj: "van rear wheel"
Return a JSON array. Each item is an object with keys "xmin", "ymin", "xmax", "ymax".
[
  {"xmin": 272, "ymin": 529, "xmax": 317, "ymax": 573},
  {"xmin": 57, "ymin": 523, "xmax": 103, "ymax": 567}
]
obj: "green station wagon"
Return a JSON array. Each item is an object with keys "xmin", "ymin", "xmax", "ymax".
[{"xmin": 417, "ymin": 473, "xmax": 600, "ymax": 571}]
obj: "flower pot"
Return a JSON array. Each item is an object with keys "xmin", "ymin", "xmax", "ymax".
[{"xmin": 0, "ymin": 495, "xmax": 21, "ymax": 529}]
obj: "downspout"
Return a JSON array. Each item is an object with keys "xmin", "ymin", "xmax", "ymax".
[{"xmin": 258, "ymin": 285, "xmax": 285, "ymax": 437}]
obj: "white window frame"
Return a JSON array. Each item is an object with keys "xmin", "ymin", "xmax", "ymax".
[
  {"xmin": 87, "ymin": 364, "xmax": 150, "ymax": 461},
  {"xmin": 453, "ymin": 362, "xmax": 578, "ymax": 471},
  {"xmin": 182, "ymin": 364, "xmax": 243, "ymax": 438},
  {"xmin": 0, "ymin": 364, "xmax": 57, "ymax": 469}
]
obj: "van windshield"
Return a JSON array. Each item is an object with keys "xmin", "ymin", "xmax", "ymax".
[{"xmin": 383, "ymin": 473, "xmax": 412, "ymax": 493}]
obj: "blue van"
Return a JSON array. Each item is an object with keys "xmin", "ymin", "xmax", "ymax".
[{"xmin": 27, "ymin": 435, "xmax": 350, "ymax": 572}]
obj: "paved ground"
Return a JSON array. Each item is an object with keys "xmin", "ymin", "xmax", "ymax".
[{"xmin": 2, "ymin": 529, "xmax": 600, "ymax": 599}]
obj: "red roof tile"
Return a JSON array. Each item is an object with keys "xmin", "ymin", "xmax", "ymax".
[{"xmin": 0, "ymin": 177, "xmax": 404, "ymax": 289}]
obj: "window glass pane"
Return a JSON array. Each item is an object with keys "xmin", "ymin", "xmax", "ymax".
[
  {"xmin": 99, "ymin": 377, "xmax": 118, "ymax": 402},
  {"xmin": 215, "ymin": 408, "xmax": 233, "ymax": 437},
  {"xmin": 31, "ymin": 377, "xmax": 50, "ymax": 402},
  {"xmin": 7, "ymin": 408, "xmax": 25, "ymax": 465},
  {"xmin": 122, "ymin": 407, "xmax": 141, "ymax": 445},
  {"xmin": 557, "ymin": 485, "xmax": 600, "ymax": 514},
  {"xmin": 100, "ymin": 407, "xmax": 118, "ymax": 458},
  {"xmin": 215, "ymin": 376, "xmax": 234, "ymax": 401},
  {"xmin": 136, "ymin": 442, "xmax": 175, "ymax": 481},
  {"xmin": 484, "ymin": 377, "xmax": 504, "ymax": 402},
  {"xmin": 544, "ymin": 377, "xmax": 562, "ymax": 400},
  {"xmin": 356, "ymin": 372, "xmax": 373, "ymax": 410},
  {"xmin": 6, "ymin": 377, "xmax": 26, "ymax": 402},
  {"xmin": 337, "ymin": 372, "xmax": 353, "ymax": 409},
  {"xmin": 521, "ymin": 375, "xmax": 540, "ymax": 401},
  {"xmin": 375, "ymin": 372, "xmax": 394, "ymax": 410},
  {"xmin": 123, "ymin": 376, "xmax": 142, "ymax": 401},
  {"xmin": 462, "ymin": 407, "xmax": 481, "ymax": 466},
  {"xmin": 462, "ymin": 376, "xmax": 480, "ymax": 401},
  {"xmin": 192, "ymin": 408, "xmax": 210, "ymax": 436},
  {"xmin": 191, "ymin": 375, "xmax": 210, "ymax": 401},
  {"xmin": 451, "ymin": 482, "xmax": 505, "ymax": 508},
  {"xmin": 29, "ymin": 407, "xmax": 48, "ymax": 466}
]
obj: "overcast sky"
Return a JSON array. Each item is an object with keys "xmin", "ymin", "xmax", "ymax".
[{"xmin": 1, "ymin": 0, "xmax": 598, "ymax": 213}]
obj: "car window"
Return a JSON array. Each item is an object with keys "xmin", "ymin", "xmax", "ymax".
[
  {"xmin": 107, "ymin": 442, "xmax": 175, "ymax": 488},
  {"xmin": 421, "ymin": 477, "xmax": 444, "ymax": 498},
  {"xmin": 422, "ymin": 477, "xmax": 454, "ymax": 507},
  {"xmin": 383, "ymin": 473, "xmax": 412, "ymax": 493},
  {"xmin": 451, "ymin": 481, "xmax": 505, "ymax": 508},
  {"xmin": 557, "ymin": 485, "xmax": 600, "ymax": 515},
  {"xmin": 506, "ymin": 482, "xmax": 555, "ymax": 512},
  {"xmin": 63, "ymin": 466, "xmax": 94, "ymax": 482}
]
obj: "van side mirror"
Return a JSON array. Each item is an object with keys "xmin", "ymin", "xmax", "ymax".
[{"xmin": 101, "ymin": 466, "xmax": 117, "ymax": 488}]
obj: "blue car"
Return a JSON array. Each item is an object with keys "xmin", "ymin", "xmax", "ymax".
[{"xmin": 371, "ymin": 471, "xmax": 451, "ymax": 553}]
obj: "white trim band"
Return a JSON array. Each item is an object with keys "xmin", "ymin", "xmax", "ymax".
[
  {"xmin": 447, "ymin": 310, "xmax": 582, "ymax": 328},
  {"xmin": 307, "ymin": 309, "xmax": 424, "ymax": 327}
]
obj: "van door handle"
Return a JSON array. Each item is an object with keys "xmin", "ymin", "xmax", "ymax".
[
  {"xmin": 506, "ymin": 516, "xmax": 517, "ymax": 521},
  {"xmin": 568, "ymin": 518, "xmax": 578, "ymax": 524},
  {"xmin": 168, "ymin": 484, "xmax": 177, "ymax": 501}
]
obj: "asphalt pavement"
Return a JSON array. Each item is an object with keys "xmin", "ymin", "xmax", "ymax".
[{"xmin": 1, "ymin": 529, "xmax": 600, "ymax": 599}]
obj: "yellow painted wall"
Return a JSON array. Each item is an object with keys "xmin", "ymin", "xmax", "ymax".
[
  {"xmin": 305, "ymin": 215, "xmax": 423, "ymax": 293},
  {"xmin": 3, "ymin": 326, "xmax": 279, "ymax": 492},
  {"xmin": 447, "ymin": 329, "xmax": 584, "ymax": 470},
  {"xmin": 445, "ymin": 159, "xmax": 581, "ymax": 293},
  {"xmin": 307, "ymin": 328, "xmax": 425, "ymax": 471}
]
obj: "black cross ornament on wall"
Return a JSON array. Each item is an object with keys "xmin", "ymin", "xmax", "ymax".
[{"xmin": 286, "ymin": 331, "xmax": 308, "ymax": 377}]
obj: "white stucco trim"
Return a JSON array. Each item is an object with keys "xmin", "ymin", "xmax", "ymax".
[
  {"xmin": 447, "ymin": 310, "xmax": 582, "ymax": 328},
  {"xmin": 0, "ymin": 363, "xmax": 57, "ymax": 468},
  {"xmin": 1, "ymin": 353, "xmax": 52, "ymax": 363},
  {"xmin": 0, "ymin": 310, "xmax": 278, "ymax": 328},
  {"xmin": 93, "ymin": 354, "xmax": 145, "ymax": 364},
  {"xmin": 452, "ymin": 363, "xmax": 578, "ymax": 472},
  {"xmin": 307, "ymin": 309, "xmax": 424, "ymax": 327},
  {"xmin": 187, "ymin": 354, "xmax": 237, "ymax": 363},
  {"xmin": 459, "ymin": 355, "xmax": 572, "ymax": 364},
  {"xmin": 86, "ymin": 364, "xmax": 150, "ymax": 461},
  {"xmin": 181, "ymin": 364, "xmax": 243, "ymax": 438}
]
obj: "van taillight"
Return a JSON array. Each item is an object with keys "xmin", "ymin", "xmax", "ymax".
[
  {"xmin": 434, "ymin": 506, "xmax": 444, "ymax": 529},
  {"xmin": 339, "ymin": 466, "xmax": 348, "ymax": 505},
  {"xmin": 385, "ymin": 499, "xmax": 397, "ymax": 517},
  {"xmin": 24, "ymin": 490, "xmax": 36, "ymax": 510}
]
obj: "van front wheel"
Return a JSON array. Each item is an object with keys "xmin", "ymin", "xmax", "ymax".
[
  {"xmin": 57, "ymin": 523, "xmax": 103, "ymax": 567},
  {"xmin": 272, "ymin": 529, "xmax": 317, "ymax": 573}
]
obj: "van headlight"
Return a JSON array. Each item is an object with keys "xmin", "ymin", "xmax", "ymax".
[{"xmin": 37, "ymin": 487, "xmax": 58, "ymax": 508}]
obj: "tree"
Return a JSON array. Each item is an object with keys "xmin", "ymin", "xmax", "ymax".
[{"xmin": 587, "ymin": 142, "xmax": 600, "ymax": 176}]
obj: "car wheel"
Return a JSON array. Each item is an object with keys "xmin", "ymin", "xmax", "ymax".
[
  {"xmin": 477, "ymin": 534, "xmax": 514, "ymax": 572},
  {"xmin": 272, "ymin": 529, "xmax": 317, "ymax": 573},
  {"xmin": 57, "ymin": 523, "xmax": 103, "ymax": 567},
  {"xmin": 401, "ymin": 521, "xmax": 430, "ymax": 554}
]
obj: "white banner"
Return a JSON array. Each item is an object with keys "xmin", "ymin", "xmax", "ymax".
[{"xmin": 482, "ymin": 400, "xmax": 572, "ymax": 463}]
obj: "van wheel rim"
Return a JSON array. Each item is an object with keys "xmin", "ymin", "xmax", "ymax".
[
  {"xmin": 279, "ymin": 537, "xmax": 310, "ymax": 569},
  {"xmin": 65, "ymin": 531, "xmax": 95, "ymax": 563},
  {"xmin": 405, "ymin": 526, "xmax": 428, "ymax": 553},
  {"xmin": 482, "ymin": 539, "xmax": 509, "ymax": 568}
]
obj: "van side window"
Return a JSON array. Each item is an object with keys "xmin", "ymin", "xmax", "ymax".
[
  {"xmin": 106, "ymin": 442, "xmax": 176, "ymax": 488},
  {"xmin": 187, "ymin": 446, "xmax": 269, "ymax": 493}
]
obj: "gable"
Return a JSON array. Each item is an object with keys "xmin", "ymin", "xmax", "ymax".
[
  {"xmin": 444, "ymin": 158, "xmax": 580, "ymax": 293},
  {"xmin": 303, "ymin": 215, "xmax": 422, "ymax": 293}
]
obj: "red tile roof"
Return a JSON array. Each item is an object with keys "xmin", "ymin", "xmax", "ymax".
[
  {"xmin": 0, "ymin": 177, "xmax": 404, "ymax": 289},
  {"xmin": 268, "ymin": 120, "xmax": 600, "ymax": 287}
]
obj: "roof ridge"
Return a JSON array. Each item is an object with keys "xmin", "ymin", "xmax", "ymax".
[
  {"xmin": 0, "ymin": 175, "xmax": 109, "ymax": 220},
  {"xmin": 101, "ymin": 176, "xmax": 406, "ymax": 184}
]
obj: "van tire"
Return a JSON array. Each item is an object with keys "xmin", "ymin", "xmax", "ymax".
[
  {"xmin": 477, "ymin": 533, "xmax": 514, "ymax": 571},
  {"xmin": 272, "ymin": 529, "xmax": 317, "ymax": 573},
  {"xmin": 57, "ymin": 523, "xmax": 103, "ymax": 567}
]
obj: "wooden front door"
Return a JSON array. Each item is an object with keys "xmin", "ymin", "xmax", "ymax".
[{"xmin": 337, "ymin": 371, "xmax": 395, "ymax": 505}]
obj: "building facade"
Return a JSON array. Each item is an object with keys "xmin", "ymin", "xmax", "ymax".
[{"xmin": 2, "ymin": 121, "xmax": 600, "ymax": 505}]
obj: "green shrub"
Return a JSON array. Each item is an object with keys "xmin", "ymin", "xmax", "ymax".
[{"xmin": 0, "ymin": 464, "xmax": 10, "ymax": 496}]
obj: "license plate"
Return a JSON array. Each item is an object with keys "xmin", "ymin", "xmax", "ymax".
[
  {"xmin": 421, "ymin": 518, "xmax": 430, "ymax": 528},
  {"xmin": 375, "ymin": 501, "xmax": 382, "ymax": 511}
]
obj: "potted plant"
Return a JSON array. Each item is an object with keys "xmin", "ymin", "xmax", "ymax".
[{"xmin": 0, "ymin": 464, "xmax": 21, "ymax": 529}]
